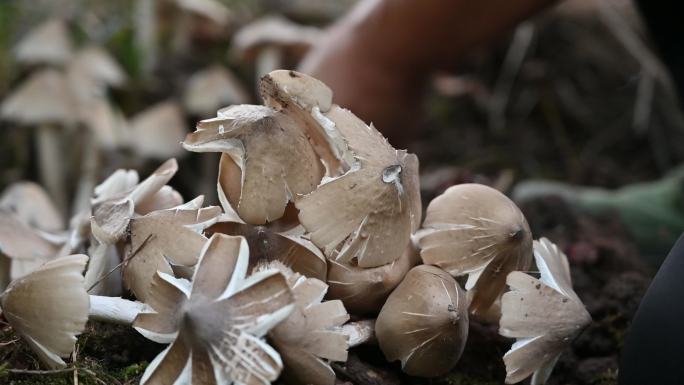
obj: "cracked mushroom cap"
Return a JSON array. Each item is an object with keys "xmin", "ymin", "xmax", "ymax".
[
  {"xmin": 295, "ymin": 104, "xmax": 422, "ymax": 268},
  {"xmin": 183, "ymin": 104, "xmax": 323, "ymax": 225},
  {"xmin": 134, "ymin": 233, "xmax": 295, "ymax": 385},
  {"xmin": 130, "ymin": 101, "xmax": 187, "ymax": 159},
  {"xmin": 0, "ymin": 182, "xmax": 63, "ymax": 232},
  {"xmin": 0, "ymin": 69, "xmax": 77, "ymax": 125},
  {"xmin": 232, "ymin": 16, "xmax": 321, "ymax": 62},
  {"xmin": 123, "ymin": 204, "xmax": 221, "ymax": 302},
  {"xmin": 263, "ymin": 262, "xmax": 350, "ymax": 385},
  {"xmin": 375, "ymin": 265, "xmax": 469, "ymax": 378},
  {"xmin": 14, "ymin": 18, "xmax": 73, "ymax": 65},
  {"xmin": 183, "ymin": 65, "xmax": 249, "ymax": 116},
  {"xmin": 0, "ymin": 254, "xmax": 89, "ymax": 369},
  {"xmin": 326, "ymin": 241, "xmax": 420, "ymax": 315},
  {"xmin": 207, "ymin": 217, "xmax": 327, "ymax": 281},
  {"xmin": 416, "ymin": 183, "xmax": 532, "ymax": 315},
  {"xmin": 499, "ymin": 238, "xmax": 591, "ymax": 385}
]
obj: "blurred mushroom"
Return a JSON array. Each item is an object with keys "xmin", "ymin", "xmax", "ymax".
[
  {"xmin": 130, "ymin": 101, "xmax": 187, "ymax": 159},
  {"xmin": 263, "ymin": 262, "xmax": 350, "ymax": 385},
  {"xmin": 171, "ymin": 0, "xmax": 232, "ymax": 53},
  {"xmin": 68, "ymin": 45, "xmax": 126, "ymax": 93},
  {"xmin": 375, "ymin": 265, "xmax": 469, "ymax": 377},
  {"xmin": 133, "ymin": 233, "xmax": 295, "ymax": 384},
  {"xmin": 183, "ymin": 103, "xmax": 323, "ymax": 224},
  {"xmin": 0, "ymin": 181, "xmax": 63, "ymax": 232},
  {"xmin": 0, "ymin": 254, "xmax": 89, "ymax": 369},
  {"xmin": 326, "ymin": 241, "xmax": 419, "ymax": 315},
  {"xmin": 232, "ymin": 16, "xmax": 321, "ymax": 82},
  {"xmin": 183, "ymin": 65, "xmax": 250, "ymax": 116},
  {"xmin": 416, "ymin": 183, "xmax": 532, "ymax": 315},
  {"xmin": 0, "ymin": 69, "xmax": 78, "ymax": 212},
  {"xmin": 14, "ymin": 18, "xmax": 73, "ymax": 66},
  {"xmin": 499, "ymin": 238, "xmax": 591, "ymax": 385},
  {"xmin": 207, "ymin": 215, "xmax": 327, "ymax": 281}
]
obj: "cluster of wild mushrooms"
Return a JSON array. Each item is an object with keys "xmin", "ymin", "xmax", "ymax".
[{"xmin": 0, "ymin": 70, "xmax": 591, "ymax": 385}]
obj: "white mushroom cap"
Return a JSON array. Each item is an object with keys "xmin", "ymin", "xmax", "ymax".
[
  {"xmin": 68, "ymin": 45, "xmax": 127, "ymax": 88},
  {"xmin": 134, "ymin": 233, "xmax": 295, "ymax": 384},
  {"xmin": 14, "ymin": 18, "xmax": 73, "ymax": 66},
  {"xmin": 0, "ymin": 181, "xmax": 63, "ymax": 232},
  {"xmin": 183, "ymin": 65, "xmax": 250, "ymax": 116},
  {"xmin": 416, "ymin": 183, "xmax": 532, "ymax": 315},
  {"xmin": 232, "ymin": 16, "xmax": 321, "ymax": 61},
  {"xmin": 500, "ymin": 238, "xmax": 591, "ymax": 385},
  {"xmin": 375, "ymin": 265, "xmax": 469, "ymax": 377},
  {"xmin": 266, "ymin": 263, "xmax": 350, "ymax": 385},
  {"xmin": 1, "ymin": 69, "xmax": 77, "ymax": 125},
  {"xmin": 183, "ymin": 104, "xmax": 323, "ymax": 224},
  {"xmin": 175, "ymin": 0, "xmax": 232, "ymax": 26},
  {"xmin": 0, "ymin": 254, "xmax": 89, "ymax": 369},
  {"xmin": 130, "ymin": 101, "xmax": 187, "ymax": 159}
]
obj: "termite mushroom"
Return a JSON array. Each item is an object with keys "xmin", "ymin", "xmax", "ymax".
[{"xmin": 415, "ymin": 183, "xmax": 532, "ymax": 315}]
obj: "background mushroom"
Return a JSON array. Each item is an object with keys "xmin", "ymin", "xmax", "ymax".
[
  {"xmin": 375, "ymin": 264, "xmax": 469, "ymax": 377},
  {"xmin": 183, "ymin": 64, "xmax": 249, "ymax": 117},
  {"xmin": 13, "ymin": 18, "xmax": 73, "ymax": 66},
  {"xmin": 416, "ymin": 183, "xmax": 532, "ymax": 315},
  {"xmin": 499, "ymin": 237, "xmax": 591, "ymax": 385},
  {"xmin": 129, "ymin": 101, "xmax": 187, "ymax": 159}
]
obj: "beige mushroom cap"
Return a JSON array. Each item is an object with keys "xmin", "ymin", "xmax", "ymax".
[
  {"xmin": 1, "ymin": 69, "xmax": 77, "ymax": 125},
  {"xmin": 232, "ymin": 16, "xmax": 321, "ymax": 61},
  {"xmin": 375, "ymin": 265, "xmax": 469, "ymax": 377},
  {"xmin": 416, "ymin": 183, "xmax": 532, "ymax": 315},
  {"xmin": 326, "ymin": 241, "xmax": 419, "ymax": 315},
  {"xmin": 183, "ymin": 104, "xmax": 323, "ymax": 224},
  {"xmin": 175, "ymin": 0, "xmax": 232, "ymax": 26},
  {"xmin": 14, "ymin": 18, "xmax": 73, "ymax": 66},
  {"xmin": 183, "ymin": 65, "xmax": 249, "ymax": 116},
  {"xmin": 500, "ymin": 238, "xmax": 591, "ymax": 385},
  {"xmin": 69, "ymin": 45, "xmax": 126, "ymax": 88},
  {"xmin": 265, "ymin": 263, "xmax": 350, "ymax": 385},
  {"xmin": 0, "ymin": 254, "xmax": 89, "ymax": 369},
  {"xmin": 0, "ymin": 182, "xmax": 63, "ymax": 232},
  {"xmin": 134, "ymin": 233, "xmax": 295, "ymax": 385},
  {"xmin": 130, "ymin": 101, "xmax": 187, "ymax": 158}
]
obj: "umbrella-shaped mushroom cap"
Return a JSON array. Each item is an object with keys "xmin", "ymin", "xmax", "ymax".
[
  {"xmin": 0, "ymin": 69, "xmax": 77, "ymax": 125},
  {"xmin": 69, "ymin": 45, "xmax": 126, "ymax": 88},
  {"xmin": 0, "ymin": 254, "xmax": 89, "ymax": 369},
  {"xmin": 296, "ymin": 105, "xmax": 421, "ymax": 268},
  {"xmin": 375, "ymin": 265, "xmax": 469, "ymax": 378},
  {"xmin": 232, "ymin": 16, "xmax": 321, "ymax": 62},
  {"xmin": 175, "ymin": 0, "xmax": 232, "ymax": 26},
  {"xmin": 134, "ymin": 233, "xmax": 295, "ymax": 385},
  {"xmin": 0, "ymin": 182, "xmax": 63, "ymax": 232},
  {"xmin": 207, "ymin": 219, "xmax": 327, "ymax": 281},
  {"xmin": 183, "ymin": 65, "xmax": 249, "ymax": 116},
  {"xmin": 184, "ymin": 104, "xmax": 323, "ymax": 224},
  {"xmin": 416, "ymin": 183, "xmax": 532, "ymax": 315},
  {"xmin": 500, "ymin": 238, "xmax": 591, "ymax": 385},
  {"xmin": 130, "ymin": 101, "xmax": 187, "ymax": 159},
  {"xmin": 14, "ymin": 18, "xmax": 73, "ymax": 65},
  {"xmin": 266, "ymin": 263, "xmax": 350, "ymax": 385},
  {"xmin": 326, "ymin": 241, "xmax": 419, "ymax": 315}
]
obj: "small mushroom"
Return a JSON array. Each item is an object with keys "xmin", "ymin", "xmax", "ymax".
[
  {"xmin": 183, "ymin": 65, "xmax": 250, "ymax": 117},
  {"xmin": 326, "ymin": 241, "xmax": 419, "ymax": 315},
  {"xmin": 68, "ymin": 45, "xmax": 127, "ymax": 92},
  {"xmin": 415, "ymin": 183, "xmax": 532, "ymax": 315},
  {"xmin": 183, "ymin": 103, "xmax": 323, "ymax": 224},
  {"xmin": 499, "ymin": 237, "xmax": 591, "ymax": 385},
  {"xmin": 375, "ymin": 265, "xmax": 469, "ymax": 377},
  {"xmin": 129, "ymin": 101, "xmax": 187, "ymax": 159},
  {"xmin": 263, "ymin": 262, "xmax": 350, "ymax": 385},
  {"xmin": 207, "ymin": 216, "xmax": 327, "ymax": 281},
  {"xmin": 0, "ymin": 254, "xmax": 89, "ymax": 369},
  {"xmin": 232, "ymin": 16, "xmax": 321, "ymax": 82},
  {"xmin": 0, "ymin": 181, "xmax": 63, "ymax": 232},
  {"xmin": 13, "ymin": 18, "xmax": 73, "ymax": 66},
  {"xmin": 133, "ymin": 233, "xmax": 295, "ymax": 384}
]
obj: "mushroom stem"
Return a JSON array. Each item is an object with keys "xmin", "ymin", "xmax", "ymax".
[
  {"xmin": 72, "ymin": 129, "xmax": 99, "ymax": 216},
  {"xmin": 341, "ymin": 319, "xmax": 376, "ymax": 348},
  {"xmin": 88, "ymin": 295, "xmax": 147, "ymax": 325},
  {"xmin": 135, "ymin": 0, "xmax": 158, "ymax": 75},
  {"xmin": 36, "ymin": 124, "xmax": 67, "ymax": 217},
  {"xmin": 255, "ymin": 47, "xmax": 282, "ymax": 85}
]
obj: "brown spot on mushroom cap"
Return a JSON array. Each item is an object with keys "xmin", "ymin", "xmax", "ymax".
[
  {"xmin": 1, "ymin": 254, "xmax": 89, "ymax": 369},
  {"xmin": 499, "ymin": 238, "xmax": 591, "ymax": 384},
  {"xmin": 134, "ymin": 233, "xmax": 295, "ymax": 385},
  {"xmin": 326, "ymin": 241, "xmax": 419, "ymax": 315},
  {"xmin": 296, "ymin": 105, "xmax": 421, "ymax": 268},
  {"xmin": 184, "ymin": 104, "xmax": 324, "ymax": 225},
  {"xmin": 416, "ymin": 183, "xmax": 532, "ymax": 315},
  {"xmin": 375, "ymin": 265, "xmax": 469, "ymax": 377}
]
